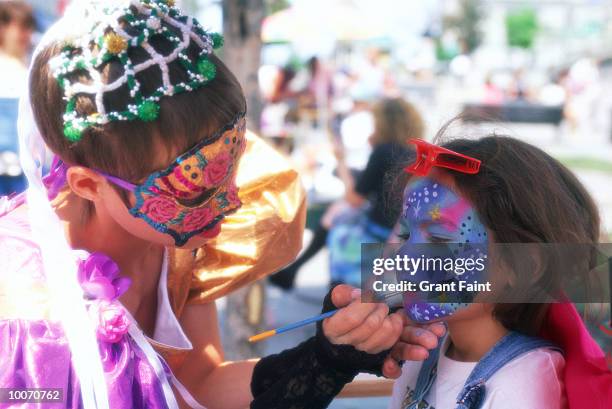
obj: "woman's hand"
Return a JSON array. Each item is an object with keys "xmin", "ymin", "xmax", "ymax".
[
  {"xmin": 322, "ymin": 285, "xmax": 404, "ymax": 354},
  {"xmin": 322, "ymin": 284, "xmax": 446, "ymax": 379},
  {"xmin": 382, "ymin": 320, "xmax": 446, "ymax": 379}
]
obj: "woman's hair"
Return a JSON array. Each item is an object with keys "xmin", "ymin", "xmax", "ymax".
[
  {"xmin": 0, "ymin": 0, "xmax": 35, "ymax": 42},
  {"xmin": 437, "ymin": 135, "xmax": 600, "ymax": 335},
  {"xmin": 30, "ymin": 13, "xmax": 246, "ymax": 184},
  {"xmin": 370, "ymin": 97, "xmax": 425, "ymax": 146}
]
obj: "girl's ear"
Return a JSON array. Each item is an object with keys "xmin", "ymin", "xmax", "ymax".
[{"xmin": 66, "ymin": 166, "xmax": 106, "ymax": 202}]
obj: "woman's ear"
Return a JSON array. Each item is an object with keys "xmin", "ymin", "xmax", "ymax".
[{"xmin": 66, "ymin": 166, "xmax": 106, "ymax": 202}]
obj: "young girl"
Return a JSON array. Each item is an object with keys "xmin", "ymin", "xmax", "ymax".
[
  {"xmin": 0, "ymin": 1, "xmax": 419, "ymax": 408},
  {"xmin": 387, "ymin": 136, "xmax": 611, "ymax": 408}
]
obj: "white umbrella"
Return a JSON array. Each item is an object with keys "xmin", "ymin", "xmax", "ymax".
[{"xmin": 262, "ymin": 0, "xmax": 387, "ymax": 44}]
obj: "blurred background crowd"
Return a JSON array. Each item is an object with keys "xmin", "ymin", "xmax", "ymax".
[{"xmin": 1, "ymin": 1, "xmax": 611, "ymax": 406}]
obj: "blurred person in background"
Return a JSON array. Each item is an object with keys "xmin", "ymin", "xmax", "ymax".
[
  {"xmin": 0, "ymin": 0, "xmax": 35, "ymax": 195},
  {"xmin": 0, "ymin": 0, "xmax": 35, "ymax": 98},
  {"xmin": 538, "ymin": 69, "xmax": 568, "ymax": 107},
  {"xmin": 507, "ymin": 68, "xmax": 531, "ymax": 102},
  {"xmin": 349, "ymin": 48, "xmax": 387, "ymax": 102},
  {"xmin": 260, "ymin": 65, "xmax": 299, "ymax": 154},
  {"xmin": 269, "ymin": 66, "xmax": 298, "ymax": 105},
  {"xmin": 270, "ymin": 97, "xmax": 425, "ymax": 290},
  {"xmin": 566, "ymin": 57, "xmax": 602, "ymax": 136},
  {"xmin": 304, "ymin": 56, "xmax": 333, "ymax": 108},
  {"xmin": 299, "ymin": 56, "xmax": 334, "ymax": 130},
  {"xmin": 483, "ymin": 74, "xmax": 504, "ymax": 105}
]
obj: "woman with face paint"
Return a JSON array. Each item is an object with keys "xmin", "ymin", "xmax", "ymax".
[{"xmin": 387, "ymin": 137, "xmax": 611, "ymax": 409}]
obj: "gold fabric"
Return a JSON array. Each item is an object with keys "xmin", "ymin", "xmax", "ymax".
[{"xmin": 166, "ymin": 130, "xmax": 307, "ymax": 318}]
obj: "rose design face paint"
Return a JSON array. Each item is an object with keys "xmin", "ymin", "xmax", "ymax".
[
  {"xmin": 397, "ymin": 177, "xmax": 488, "ymax": 323},
  {"xmin": 98, "ymin": 114, "xmax": 247, "ymax": 246}
]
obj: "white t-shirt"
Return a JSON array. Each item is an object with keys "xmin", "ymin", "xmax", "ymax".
[
  {"xmin": 0, "ymin": 52, "xmax": 28, "ymax": 98},
  {"xmin": 388, "ymin": 336, "xmax": 566, "ymax": 409}
]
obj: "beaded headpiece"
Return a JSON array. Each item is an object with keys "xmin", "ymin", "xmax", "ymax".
[{"xmin": 50, "ymin": 0, "xmax": 224, "ymax": 142}]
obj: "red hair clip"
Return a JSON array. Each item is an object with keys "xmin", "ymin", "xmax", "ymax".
[{"xmin": 404, "ymin": 139, "xmax": 481, "ymax": 176}]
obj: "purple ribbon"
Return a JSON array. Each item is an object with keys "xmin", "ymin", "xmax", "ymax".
[{"xmin": 77, "ymin": 252, "xmax": 131, "ymax": 301}]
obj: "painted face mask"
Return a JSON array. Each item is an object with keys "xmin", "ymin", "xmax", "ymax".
[
  {"xmin": 99, "ymin": 114, "xmax": 247, "ymax": 246},
  {"xmin": 398, "ymin": 177, "xmax": 488, "ymax": 323}
]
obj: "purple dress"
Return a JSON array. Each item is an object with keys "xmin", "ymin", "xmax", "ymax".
[{"xmin": 0, "ymin": 202, "xmax": 185, "ymax": 409}]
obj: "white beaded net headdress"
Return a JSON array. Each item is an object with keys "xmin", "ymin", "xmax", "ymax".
[{"xmin": 50, "ymin": 0, "xmax": 223, "ymax": 142}]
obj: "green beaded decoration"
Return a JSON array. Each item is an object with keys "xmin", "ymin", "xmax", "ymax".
[
  {"xmin": 197, "ymin": 57, "xmax": 216, "ymax": 80},
  {"xmin": 138, "ymin": 100, "xmax": 160, "ymax": 121},
  {"xmin": 50, "ymin": 0, "xmax": 224, "ymax": 142},
  {"xmin": 64, "ymin": 123, "xmax": 84, "ymax": 142},
  {"xmin": 211, "ymin": 32, "xmax": 224, "ymax": 49}
]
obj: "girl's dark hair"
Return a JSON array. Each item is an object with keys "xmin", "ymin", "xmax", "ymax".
[
  {"xmin": 30, "ymin": 11, "xmax": 246, "ymax": 184},
  {"xmin": 437, "ymin": 135, "xmax": 600, "ymax": 335}
]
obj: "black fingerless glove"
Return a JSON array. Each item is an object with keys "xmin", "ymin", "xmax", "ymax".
[
  {"xmin": 250, "ymin": 285, "xmax": 391, "ymax": 409},
  {"xmin": 313, "ymin": 287, "xmax": 390, "ymax": 377}
]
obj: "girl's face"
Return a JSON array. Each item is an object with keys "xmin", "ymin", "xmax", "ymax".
[
  {"xmin": 97, "ymin": 118, "xmax": 246, "ymax": 249},
  {"xmin": 398, "ymin": 173, "xmax": 489, "ymax": 323}
]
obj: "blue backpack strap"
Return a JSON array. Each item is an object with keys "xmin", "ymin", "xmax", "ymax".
[
  {"xmin": 404, "ymin": 336, "xmax": 444, "ymax": 409},
  {"xmin": 455, "ymin": 331, "xmax": 562, "ymax": 409}
]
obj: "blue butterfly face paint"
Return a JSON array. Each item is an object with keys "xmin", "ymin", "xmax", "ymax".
[{"xmin": 398, "ymin": 177, "xmax": 488, "ymax": 323}]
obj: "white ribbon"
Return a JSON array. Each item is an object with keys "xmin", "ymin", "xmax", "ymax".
[
  {"xmin": 127, "ymin": 319, "xmax": 208, "ymax": 409},
  {"xmin": 127, "ymin": 324, "xmax": 181, "ymax": 409},
  {"xmin": 16, "ymin": 1, "xmax": 117, "ymax": 407}
]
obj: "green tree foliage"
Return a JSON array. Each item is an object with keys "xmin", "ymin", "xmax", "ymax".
[
  {"xmin": 265, "ymin": 0, "xmax": 290, "ymax": 16},
  {"xmin": 506, "ymin": 9, "xmax": 539, "ymax": 49},
  {"xmin": 444, "ymin": 0, "xmax": 485, "ymax": 54}
]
